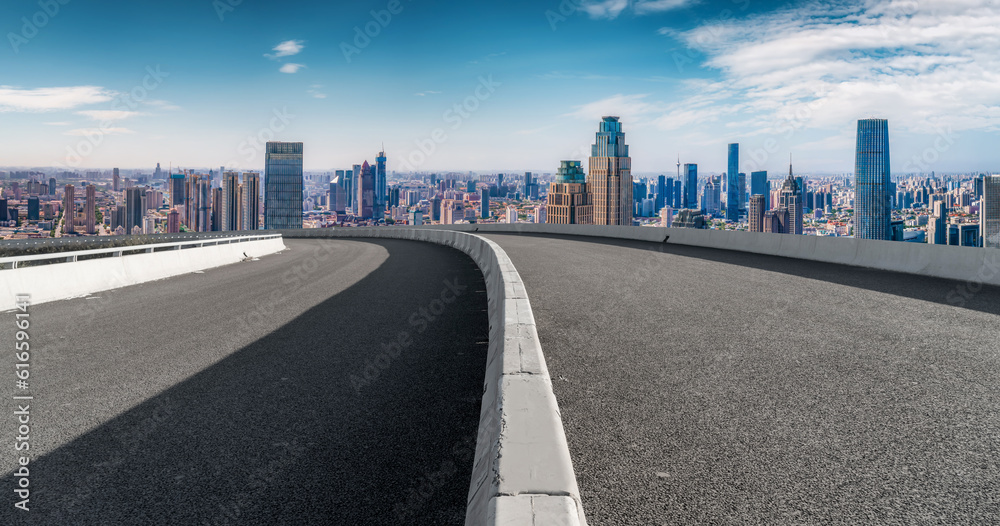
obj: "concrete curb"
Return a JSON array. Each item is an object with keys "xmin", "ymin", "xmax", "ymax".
[
  {"xmin": 0, "ymin": 236, "xmax": 286, "ymax": 311},
  {"xmin": 277, "ymin": 228, "xmax": 587, "ymax": 526}
]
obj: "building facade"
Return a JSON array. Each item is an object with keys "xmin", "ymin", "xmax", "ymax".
[
  {"xmin": 587, "ymin": 116, "xmax": 632, "ymax": 226},
  {"xmin": 264, "ymin": 141, "xmax": 304, "ymax": 229},
  {"xmin": 854, "ymin": 118, "xmax": 892, "ymax": 240},
  {"xmin": 727, "ymin": 143, "xmax": 740, "ymax": 221},
  {"xmin": 547, "ymin": 160, "xmax": 593, "ymax": 225}
]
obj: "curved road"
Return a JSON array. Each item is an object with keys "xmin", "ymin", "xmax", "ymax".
[
  {"xmin": 483, "ymin": 233, "xmax": 1000, "ymax": 525},
  {"xmin": 0, "ymin": 238, "xmax": 487, "ymax": 525}
]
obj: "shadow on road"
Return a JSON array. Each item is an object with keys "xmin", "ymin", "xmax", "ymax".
[{"xmin": 1, "ymin": 239, "xmax": 488, "ymax": 525}]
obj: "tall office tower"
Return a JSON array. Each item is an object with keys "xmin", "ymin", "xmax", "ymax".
[
  {"xmin": 655, "ymin": 175, "xmax": 667, "ymax": 211},
  {"xmin": 683, "ymin": 164, "xmax": 698, "ymax": 208},
  {"xmin": 170, "ymin": 172, "xmax": 185, "ymax": 207},
  {"xmin": 264, "ymin": 141, "xmax": 304, "ymax": 229},
  {"xmin": 750, "ymin": 170, "xmax": 769, "ymax": 208},
  {"xmin": 777, "ymin": 162, "xmax": 803, "ymax": 235},
  {"xmin": 375, "ymin": 149, "xmax": 387, "ymax": 219},
  {"xmin": 222, "ymin": 171, "xmax": 241, "ymax": 231},
  {"xmin": 198, "ymin": 177, "xmax": 211, "ymax": 232},
  {"xmin": 63, "ymin": 184, "xmax": 75, "ymax": 233},
  {"xmin": 702, "ymin": 176, "xmax": 721, "ymax": 215},
  {"xmin": 928, "ymin": 200, "xmax": 948, "ymax": 245},
  {"xmin": 211, "ymin": 187, "xmax": 222, "ymax": 231},
  {"xmin": 48, "ymin": 177, "xmax": 56, "ymax": 195},
  {"xmin": 125, "ymin": 187, "xmax": 144, "ymax": 234},
  {"xmin": 854, "ymin": 118, "xmax": 892, "ymax": 240},
  {"xmin": 748, "ymin": 194, "xmax": 766, "ymax": 232},
  {"xmin": 981, "ymin": 175, "xmax": 1000, "ymax": 248},
  {"xmin": 727, "ymin": 143, "xmax": 740, "ymax": 221},
  {"xmin": 167, "ymin": 209, "xmax": 180, "ymax": 233},
  {"xmin": 355, "ymin": 160, "xmax": 374, "ymax": 219},
  {"xmin": 85, "ymin": 185, "xmax": 96, "ymax": 234},
  {"xmin": 351, "ymin": 164, "xmax": 362, "ymax": 210},
  {"xmin": 738, "ymin": 172, "xmax": 747, "ymax": 215},
  {"xmin": 587, "ymin": 116, "xmax": 632, "ymax": 226},
  {"xmin": 27, "ymin": 197, "xmax": 39, "ymax": 221},
  {"xmin": 218, "ymin": 166, "xmax": 225, "ymax": 188},
  {"xmin": 674, "ymin": 180, "xmax": 682, "ymax": 208},
  {"xmin": 113, "ymin": 168, "xmax": 120, "ymax": 192},
  {"xmin": 480, "ymin": 187, "xmax": 489, "ymax": 219},
  {"xmin": 330, "ymin": 178, "xmax": 346, "ymax": 214},
  {"xmin": 243, "ymin": 172, "xmax": 261, "ymax": 230},
  {"xmin": 154, "ymin": 163, "xmax": 162, "ymax": 179},
  {"xmin": 547, "ymin": 160, "xmax": 593, "ymax": 225},
  {"xmin": 0, "ymin": 199, "xmax": 6, "ymax": 222}
]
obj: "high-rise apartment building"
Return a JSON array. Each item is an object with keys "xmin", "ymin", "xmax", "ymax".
[
  {"xmin": 222, "ymin": 171, "xmax": 241, "ymax": 231},
  {"xmin": 264, "ymin": 141, "xmax": 304, "ymax": 229},
  {"xmin": 170, "ymin": 172, "xmax": 185, "ymax": 208},
  {"xmin": 112, "ymin": 168, "xmax": 120, "ymax": 192},
  {"xmin": 727, "ymin": 143, "xmax": 740, "ymax": 221},
  {"xmin": 63, "ymin": 184, "xmax": 75, "ymax": 234},
  {"xmin": 243, "ymin": 172, "xmax": 260, "ymax": 230},
  {"xmin": 854, "ymin": 118, "xmax": 892, "ymax": 240},
  {"xmin": 85, "ymin": 185, "xmax": 96, "ymax": 234},
  {"xmin": 587, "ymin": 116, "xmax": 632, "ymax": 225},
  {"xmin": 125, "ymin": 186, "xmax": 145, "ymax": 235},
  {"xmin": 928, "ymin": 200, "xmax": 948, "ymax": 245},
  {"xmin": 547, "ymin": 160, "xmax": 593, "ymax": 225}
]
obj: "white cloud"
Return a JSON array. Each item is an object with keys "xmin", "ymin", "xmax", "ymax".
[
  {"xmin": 279, "ymin": 63, "xmax": 305, "ymax": 74},
  {"xmin": 43, "ymin": 121, "xmax": 72, "ymax": 126},
  {"xmin": 76, "ymin": 110, "xmax": 142, "ymax": 121},
  {"xmin": 414, "ymin": 90, "xmax": 442, "ymax": 96},
  {"xmin": 65, "ymin": 127, "xmax": 135, "ymax": 136},
  {"xmin": 564, "ymin": 93, "xmax": 667, "ymax": 126},
  {"xmin": 581, "ymin": 0, "xmax": 698, "ymax": 19},
  {"xmin": 0, "ymin": 86, "xmax": 114, "ymax": 112},
  {"xmin": 668, "ymin": 0, "xmax": 1000, "ymax": 136},
  {"xmin": 308, "ymin": 85, "xmax": 327, "ymax": 99},
  {"xmin": 266, "ymin": 40, "xmax": 304, "ymax": 59}
]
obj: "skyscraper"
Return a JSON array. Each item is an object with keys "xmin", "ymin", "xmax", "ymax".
[
  {"xmin": 198, "ymin": 177, "xmax": 211, "ymax": 232},
  {"xmin": 375, "ymin": 149, "xmax": 387, "ymax": 220},
  {"xmin": 547, "ymin": 160, "xmax": 593, "ymax": 225},
  {"xmin": 170, "ymin": 172, "xmax": 186, "ymax": 207},
  {"xmin": 112, "ymin": 168, "xmax": 120, "ymax": 192},
  {"xmin": 264, "ymin": 141, "xmax": 304, "ymax": 229},
  {"xmin": 748, "ymin": 194, "xmax": 766, "ymax": 233},
  {"xmin": 738, "ymin": 172, "xmax": 747, "ymax": 215},
  {"xmin": 854, "ymin": 118, "xmax": 892, "ymax": 240},
  {"xmin": 222, "ymin": 171, "xmax": 241, "ymax": 231},
  {"xmin": 655, "ymin": 175, "xmax": 666, "ymax": 212},
  {"xmin": 684, "ymin": 163, "xmax": 698, "ymax": 209},
  {"xmin": 750, "ymin": 171, "xmax": 769, "ymax": 209},
  {"xmin": 356, "ymin": 160, "xmax": 374, "ymax": 219},
  {"xmin": 587, "ymin": 116, "xmax": 632, "ymax": 226},
  {"xmin": 778, "ymin": 166, "xmax": 803, "ymax": 235},
  {"xmin": 125, "ymin": 186, "xmax": 144, "ymax": 235},
  {"xmin": 981, "ymin": 175, "xmax": 1000, "ymax": 248},
  {"xmin": 727, "ymin": 143, "xmax": 740, "ymax": 221},
  {"xmin": 85, "ymin": 185, "xmax": 96, "ymax": 234},
  {"xmin": 48, "ymin": 177, "xmax": 56, "ymax": 195},
  {"xmin": 243, "ymin": 172, "xmax": 261, "ymax": 230},
  {"xmin": 63, "ymin": 184, "xmax": 75, "ymax": 234},
  {"xmin": 480, "ymin": 187, "xmax": 489, "ymax": 219},
  {"xmin": 212, "ymin": 187, "xmax": 222, "ymax": 232}
]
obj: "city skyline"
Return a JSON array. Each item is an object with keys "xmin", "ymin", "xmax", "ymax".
[{"xmin": 2, "ymin": 0, "xmax": 999, "ymax": 173}]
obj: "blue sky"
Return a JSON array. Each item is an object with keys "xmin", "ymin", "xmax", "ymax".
[{"xmin": 2, "ymin": 0, "xmax": 999, "ymax": 175}]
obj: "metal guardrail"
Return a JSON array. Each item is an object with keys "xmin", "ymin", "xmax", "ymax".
[{"xmin": 0, "ymin": 234, "xmax": 282, "ymax": 270}]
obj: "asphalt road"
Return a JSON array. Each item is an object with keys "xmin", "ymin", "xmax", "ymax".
[
  {"xmin": 483, "ymin": 233, "xmax": 1000, "ymax": 525},
  {"xmin": 0, "ymin": 238, "xmax": 488, "ymax": 525}
]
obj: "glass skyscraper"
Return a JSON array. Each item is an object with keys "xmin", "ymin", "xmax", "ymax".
[
  {"xmin": 684, "ymin": 163, "xmax": 698, "ymax": 209},
  {"xmin": 727, "ymin": 143, "xmax": 740, "ymax": 221},
  {"xmin": 750, "ymin": 170, "xmax": 769, "ymax": 208},
  {"xmin": 264, "ymin": 141, "xmax": 303, "ymax": 229},
  {"xmin": 854, "ymin": 119, "xmax": 891, "ymax": 240},
  {"xmin": 375, "ymin": 149, "xmax": 387, "ymax": 220}
]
